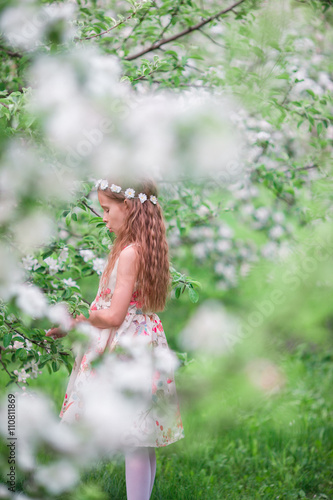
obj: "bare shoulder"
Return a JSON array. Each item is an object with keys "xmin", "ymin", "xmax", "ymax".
[{"xmin": 118, "ymin": 245, "xmax": 140, "ymax": 271}]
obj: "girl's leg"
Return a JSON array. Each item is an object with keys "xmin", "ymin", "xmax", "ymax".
[
  {"xmin": 125, "ymin": 447, "xmax": 151, "ymax": 500},
  {"xmin": 148, "ymin": 447, "xmax": 156, "ymax": 497}
]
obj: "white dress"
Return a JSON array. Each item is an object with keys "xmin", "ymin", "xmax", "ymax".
[{"xmin": 59, "ymin": 244, "xmax": 185, "ymax": 448}]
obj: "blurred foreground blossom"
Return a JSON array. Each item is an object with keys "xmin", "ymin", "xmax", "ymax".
[
  {"xmin": 34, "ymin": 459, "xmax": 80, "ymax": 494},
  {"xmin": 0, "ymin": 1, "xmax": 77, "ymax": 51},
  {"xmin": 244, "ymin": 358, "xmax": 286, "ymax": 395},
  {"xmin": 0, "ymin": 391, "xmax": 87, "ymax": 473},
  {"xmin": 47, "ymin": 302, "xmax": 73, "ymax": 330},
  {"xmin": 13, "ymin": 283, "xmax": 48, "ymax": 319},
  {"xmin": 179, "ymin": 300, "xmax": 241, "ymax": 356}
]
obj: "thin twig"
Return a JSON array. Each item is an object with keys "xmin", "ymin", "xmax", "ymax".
[
  {"xmin": 155, "ymin": 0, "xmax": 185, "ymax": 41},
  {"xmin": 5, "ymin": 321, "xmax": 70, "ymax": 355},
  {"xmin": 125, "ymin": 0, "xmax": 247, "ymax": 61},
  {"xmin": 120, "ymin": 5, "xmax": 152, "ymax": 47},
  {"xmin": 0, "ymin": 355, "xmax": 21, "ymax": 388},
  {"xmin": 81, "ymin": 200, "xmax": 101, "ymax": 217},
  {"xmin": 80, "ymin": 10, "xmax": 138, "ymax": 41},
  {"xmin": 198, "ymin": 27, "xmax": 225, "ymax": 48},
  {"xmin": 137, "ymin": 77, "xmax": 212, "ymax": 88},
  {"xmin": 0, "ymin": 102, "xmax": 9, "ymax": 109},
  {"xmin": 290, "ymin": 164, "xmax": 319, "ymax": 173},
  {"xmin": 0, "ymin": 45, "xmax": 23, "ymax": 58}
]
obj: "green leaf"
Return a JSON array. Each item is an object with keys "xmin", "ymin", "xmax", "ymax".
[
  {"xmin": 175, "ymin": 287, "xmax": 181, "ymax": 299},
  {"xmin": 42, "ymin": 248, "xmax": 55, "ymax": 259},
  {"xmin": 305, "ymin": 89, "xmax": 316, "ymax": 99},
  {"xmin": 277, "ymin": 72, "xmax": 290, "ymax": 80},
  {"xmin": 316, "ymin": 122, "xmax": 323, "ymax": 135},
  {"xmin": 89, "ymin": 216, "xmax": 103, "ymax": 224},
  {"xmin": 65, "ymin": 213, "xmax": 72, "ymax": 226},
  {"xmin": 3, "ymin": 333, "xmax": 12, "ymax": 348},
  {"xmin": 52, "ymin": 360, "xmax": 60, "ymax": 372},
  {"xmin": 17, "ymin": 348, "xmax": 27, "ymax": 361},
  {"xmin": 77, "ymin": 305, "xmax": 90, "ymax": 318},
  {"xmin": 188, "ymin": 286, "xmax": 199, "ymax": 303},
  {"xmin": 291, "ymin": 101, "xmax": 302, "ymax": 107},
  {"xmin": 164, "ymin": 50, "xmax": 179, "ymax": 59}
]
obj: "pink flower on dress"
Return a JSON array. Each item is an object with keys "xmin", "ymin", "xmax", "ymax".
[
  {"xmin": 81, "ymin": 354, "xmax": 89, "ymax": 370},
  {"xmin": 156, "ymin": 321, "xmax": 164, "ymax": 332}
]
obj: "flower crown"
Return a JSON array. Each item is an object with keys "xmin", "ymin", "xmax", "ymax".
[{"xmin": 95, "ymin": 179, "xmax": 158, "ymax": 205}]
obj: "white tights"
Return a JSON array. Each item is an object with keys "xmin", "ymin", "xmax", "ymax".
[{"xmin": 125, "ymin": 447, "xmax": 156, "ymax": 500}]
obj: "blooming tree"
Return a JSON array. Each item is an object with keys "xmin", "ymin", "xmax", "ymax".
[{"xmin": 0, "ymin": 0, "xmax": 332, "ymax": 497}]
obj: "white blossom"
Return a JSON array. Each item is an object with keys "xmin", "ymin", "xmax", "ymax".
[
  {"xmin": 111, "ymin": 183, "xmax": 122, "ymax": 193},
  {"xmin": 139, "ymin": 193, "xmax": 147, "ymax": 203},
  {"xmin": 93, "ymin": 258, "xmax": 106, "ymax": 275},
  {"xmin": 15, "ymin": 284, "xmax": 48, "ymax": 318},
  {"xmin": 261, "ymin": 241, "xmax": 278, "ymax": 259},
  {"xmin": 180, "ymin": 300, "xmax": 241, "ymax": 355},
  {"xmin": 100, "ymin": 179, "xmax": 109, "ymax": 190},
  {"xmin": 24, "ymin": 360, "xmax": 40, "ymax": 379},
  {"xmin": 216, "ymin": 240, "xmax": 232, "ymax": 253},
  {"xmin": 241, "ymin": 203, "xmax": 255, "ymax": 216},
  {"xmin": 272, "ymin": 211, "xmax": 285, "ymax": 224},
  {"xmin": 255, "ymin": 207, "xmax": 270, "ymax": 223},
  {"xmin": 79, "ymin": 249, "xmax": 95, "ymax": 262},
  {"xmin": 47, "ymin": 303, "xmax": 73, "ymax": 330},
  {"xmin": 192, "ymin": 242, "xmax": 208, "ymax": 260},
  {"xmin": 22, "ymin": 255, "xmax": 40, "ymax": 271},
  {"xmin": 13, "ymin": 341, "xmax": 25, "ymax": 350},
  {"xmin": 35, "ymin": 460, "xmax": 80, "ymax": 494},
  {"xmin": 63, "ymin": 278, "xmax": 79, "ymax": 288},
  {"xmin": 218, "ymin": 224, "xmax": 234, "ymax": 239},
  {"xmin": 269, "ymin": 225, "xmax": 284, "ymax": 239},
  {"xmin": 256, "ymin": 131, "xmax": 271, "ymax": 142},
  {"xmin": 44, "ymin": 256, "xmax": 60, "ymax": 275},
  {"xmin": 125, "ymin": 188, "xmax": 135, "ymax": 198},
  {"xmin": 214, "ymin": 262, "xmax": 225, "ymax": 276},
  {"xmin": 58, "ymin": 247, "xmax": 69, "ymax": 262}
]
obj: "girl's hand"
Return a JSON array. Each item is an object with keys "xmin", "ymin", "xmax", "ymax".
[
  {"xmin": 45, "ymin": 327, "xmax": 68, "ymax": 339},
  {"xmin": 73, "ymin": 313, "xmax": 88, "ymax": 323}
]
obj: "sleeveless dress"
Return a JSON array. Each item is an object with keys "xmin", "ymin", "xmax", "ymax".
[{"xmin": 58, "ymin": 244, "xmax": 185, "ymax": 449}]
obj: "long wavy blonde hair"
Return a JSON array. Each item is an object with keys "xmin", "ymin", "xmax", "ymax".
[{"xmin": 97, "ymin": 175, "xmax": 171, "ymax": 313}]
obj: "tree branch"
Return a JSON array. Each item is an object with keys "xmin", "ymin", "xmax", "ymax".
[
  {"xmin": 0, "ymin": 355, "xmax": 21, "ymax": 388},
  {"xmin": 137, "ymin": 77, "xmax": 212, "ymax": 88},
  {"xmin": 124, "ymin": 0, "xmax": 247, "ymax": 61},
  {"xmin": 81, "ymin": 200, "xmax": 101, "ymax": 217},
  {"xmin": 0, "ymin": 102, "xmax": 9, "ymax": 109},
  {"xmin": 80, "ymin": 10, "xmax": 138, "ymax": 41},
  {"xmin": 290, "ymin": 164, "xmax": 319, "ymax": 173},
  {"xmin": 156, "ymin": 0, "xmax": 185, "ymax": 41},
  {"xmin": 0, "ymin": 44, "xmax": 23, "ymax": 58},
  {"xmin": 197, "ymin": 27, "xmax": 225, "ymax": 48}
]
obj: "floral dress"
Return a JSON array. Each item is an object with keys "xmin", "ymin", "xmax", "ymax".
[{"xmin": 59, "ymin": 244, "xmax": 185, "ymax": 448}]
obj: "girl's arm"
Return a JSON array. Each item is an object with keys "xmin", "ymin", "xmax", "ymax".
[{"xmin": 75, "ymin": 246, "xmax": 139, "ymax": 330}]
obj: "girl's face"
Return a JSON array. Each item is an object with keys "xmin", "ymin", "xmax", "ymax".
[{"xmin": 98, "ymin": 191, "xmax": 128, "ymax": 236}]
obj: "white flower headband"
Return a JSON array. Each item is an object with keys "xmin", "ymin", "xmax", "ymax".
[{"xmin": 95, "ymin": 179, "xmax": 158, "ymax": 205}]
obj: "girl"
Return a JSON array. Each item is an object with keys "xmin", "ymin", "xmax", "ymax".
[{"xmin": 46, "ymin": 176, "xmax": 185, "ymax": 500}]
